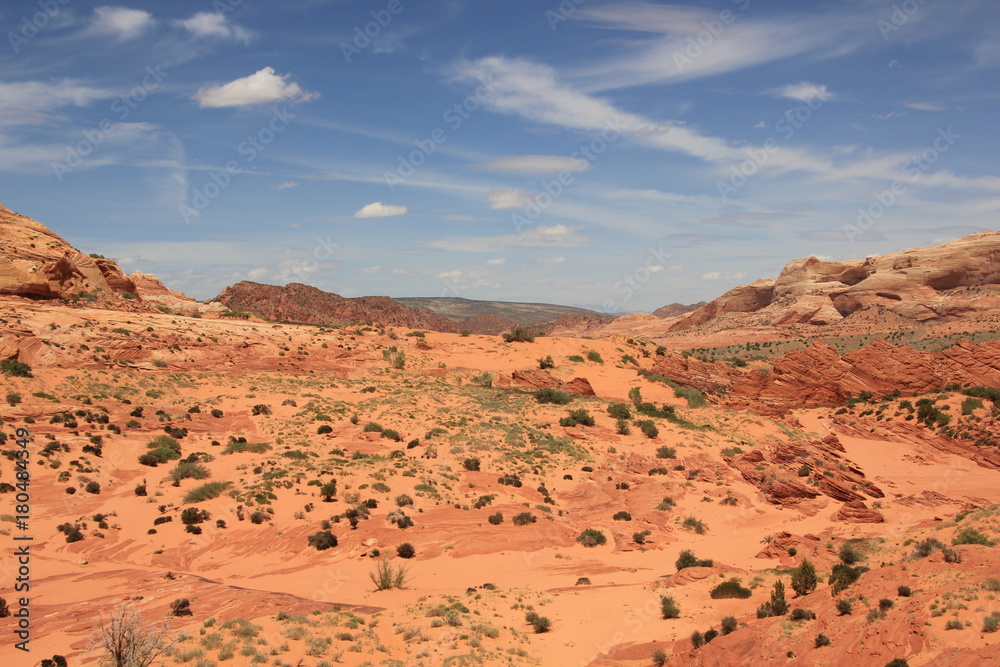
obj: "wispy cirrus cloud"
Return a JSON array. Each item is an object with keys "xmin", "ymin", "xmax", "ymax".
[
  {"xmin": 174, "ymin": 12, "xmax": 255, "ymax": 43},
  {"xmin": 427, "ymin": 224, "xmax": 589, "ymax": 252},
  {"xmin": 475, "ymin": 155, "xmax": 591, "ymax": 174}
]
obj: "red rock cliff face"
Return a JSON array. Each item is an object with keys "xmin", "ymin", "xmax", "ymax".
[
  {"xmin": 0, "ymin": 203, "xmax": 139, "ymax": 299},
  {"xmin": 726, "ymin": 338, "xmax": 1000, "ymax": 413},
  {"xmin": 212, "ymin": 281, "xmax": 461, "ymax": 331}
]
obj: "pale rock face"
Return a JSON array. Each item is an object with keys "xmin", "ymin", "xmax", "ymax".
[{"xmin": 669, "ymin": 230, "xmax": 1000, "ymax": 331}]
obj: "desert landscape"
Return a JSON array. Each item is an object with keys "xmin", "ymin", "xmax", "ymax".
[{"xmin": 2, "ymin": 202, "xmax": 1000, "ymax": 667}]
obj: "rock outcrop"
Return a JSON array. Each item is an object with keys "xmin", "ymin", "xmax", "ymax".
[{"xmin": 669, "ymin": 230, "xmax": 1000, "ymax": 331}]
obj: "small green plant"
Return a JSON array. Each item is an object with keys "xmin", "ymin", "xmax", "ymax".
[
  {"xmin": 576, "ymin": 528, "xmax": 607, "ymax": 547},
  {"xmin": 502, "ymin": 327, "xmax": 535, "ymax": 343},
  {"xmin": 0, "ymin": 358, "xmax": 33, "ymax": 377},
  {"xmin": 709, "ymin": 579, "xmax": 751, "ymax": 599},
  {"xmin": 790, "ymin": 558, "xmax": 818, "ymax": 596},
  {"xmin": 660, "ymin": 595, "xmax": 680, "ymax": 619},
  {"xmin": 675, "ymin": 549, "xmax": 712, "ymax": 570},
  {"xmin": 369, "ymin": 559, "xmax": 408, "ymax": 590},
  {"xmin": 524, "ymin": 611, "xmax": 550, "ymax": 633},
  {"xmin": 815, "ymin": 633, "xmax": 831, "ymax": 647},
  {"xmin": 681, "ymin": 516, "xmax": 707, "ymax": 534},
  {"xmin": 836, "ymin": 599, "xmax": 853, "ymax": 615},
  {"xmin": 982, "ymin": 612, "xmax": 1000, "ymax": 633},
  {"xmin": 586, "ymin": 350, "xmax": 604, "ymax": 364},
  {"xmin": 953, "ymin": 527, "xmax": 994, "ymax": 546},
  {"xmin": 534, "ymin": 388, "xmax": 572, "ymax": 405},
  {"xmin": 396, "ymin": 543, "xmax": 415, "ymax": 559},
  {"xmin": 720, "ymin": 616, "xmax": 737, "ymax": 635}
]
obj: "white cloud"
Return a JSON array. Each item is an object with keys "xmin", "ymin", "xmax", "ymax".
[
  {"xmin": 91, "ymin": 6, "xmax": 154, "ymax": 40},
  {"xmin": 476, "ymin": 155, "xmax": 591, "ymax": 174},
  {"xmin": 0, "ymin": 80, "xmax": 112, "ymax": 122},
  {"xmin": 354, "ymin": 202, "xmax": 407, "ymax": 218},
  {"xmin": 276, "ymin": 181, "xmax": 299, "ymax": 190},
  {"xmin": 702, "ymin": 271, "xmax": 748, "ymax": 281},
  {"xmin": 427, "ymin": 224, "xmax": 589, "ymax": 252},
  {"xmin": 607, "ymin": 188, "xmax": 716, "ymax": 206},
  {"xmin": 572, "ymin": 3, "xmax": 863, "ymax": 89},
  {"xmin": 486, "ymin": 257, "xmax": 506, "ymax": 265},
  {"xmin": 360, "ymin": 266, "xmax": 382, "ymax": 274},
  {"xmin": 538, "ymin": 256, "xmax": 566, "ymax": 264},
  {"xmin": 775, "ymin": 82, "xmax": 833, "ymax": 103},
  {"xmin": 437, "ymin": 270, "xmax": 462, "ymax": 280},
  {"xmin": 174, "ymin": 12, "xmax": 254, "ymax": 42},
  {"xmin": 487, "ymin": 188, "xmax": 532, "ymax": 210},
  {"xmin": 905, "ymin": 102, "xmax": 944, "ymax": 111},
  {"xmin": 193, "ymin": 67, "xmax": 318, "ymax": 108},
  {"xmin": 247, "ymin": 267, "xmax": 269, "ymax": 280}
]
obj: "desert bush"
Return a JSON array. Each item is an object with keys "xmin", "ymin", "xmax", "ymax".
[
  {"xmin": 638, "ymin": 420, "xmax": 659, "ymax": 439},
  {"xmin": 676, "ymin": 549, "xmax": 713, "ymax": 570},
  {"xmin": 502, "ymin": 327, "xmax": 535, "ymax": 343},
  {"xmin": 912, "ymin": 537, "xmax": 944, "ymax": 558},
  {"xmin": 690, "ymin": 630, "xmax": 704, "ymax": 649},
  {"xmin": 559, "ymin": 409, "xmax": 595, "ymax": 427},
  {"xmin": 5, "ymin": 392, "xmax": 22, "ymax": 406},
  {"xmin": 512, "ymin": 512, "xmax": 536, "ymax": 526},
  {"xmin": 462, "ymin": 457, "xmax": 481, "ymax": 471},
  {"xmin": 953, "ymin": 527, "xmax": 994, "ymax": 546},
  {"xmin": 789, "ymin": 608, "xmax": 816, "ymax": 621},
  {"xmin": 181, "ymin": 508, "xmax": 210, "ymax": 525},
  {"xmin": 320, "ymin": 481, "xmax": 337, "ymax": 501},
  {"xmin": 836, "ymin": 599, "xmax": 853, "ymax": 615},
  {"xmin": 307, "ymin": 531, "xmax": 338, "ymax": 551},
  {"xmin": 488, "ymin": 512, "xmax": 503, "ymax": 525},
  {"xmin": 612, "ymin": 511, "xmax": 632, "ymax": 521},
  {"xmin": 757, "ymin": 581, "xmax": 789, "ymax": 618},
  {"xmin": 897, "ymin": 585, "xmax": 912, "ymax": 597},
  {"xmin": 169, "ymin": 599, "xmax": 192, "ymax": 617},
  {"xmin": 652, "ymin": 649, "xmax": 667, "ymax": 667},
  {"xmin": 815, "ymin": 633, "xmax": 831, "ymax": 647},
  {"xmin": 710, "ymin": 579, "xmax": 751, "ymax": 599},
  {"xmin": 577, "ymin": 528, "xmax": 607, "ymax": 547},
  {"xmin": 524, "ymin": 611, "xmax": 551, "ymax": 633},
  {"xmin": 183, "ymin": 481, "xmax": 231, "ymax": 504},
  {"xmin": 170, "ymin": 461, "xmax": 210, "ymax": 483},
  {"xmin": 791, "ymin": 558, "xmax": 818, "ymax": 596},
  {"xmin": 395, "ymin": 494, "xmax": 413, "ymax": 507},
  {"xmin": 839, "ymin": 543, "xmax": 863, "ymax": 565},
  {"xmin": 681, "ymin": 516, "xmax": 707, "ymax": 534},
  {"xmin": 655, "ymin": 446, "xmax": 676, "ymax": 459},
  {"xmin": 538, "ymin": 355, "xmax": 554, "ymax": 369},
  {"xmin": 607, "ymin": 403, "xmax": 632, "ymax": 419},
  {"xmin": 720, "ymin": 616, "xmax": 737, "ymax": 635},
  {"xmin": 829, "ymin": 563, "xmax": 868, "ymax": 595},
  {"xmin": 370, "ymin": 559, "xmax": 408, "ymax": 590},
  {"xmin": 534, "ymin": 388, "xmax": 572, "ymax": 405},
  {"xmin": 85, "ymin": 481, "xmax": 101, "ymax": 494},
  {"xmin": 660, "ymin": 595, "xmax": 680, "ymax": 619},
  {"xmin": 982, "ymin": 612, "xmax": 1000, "ymax": 633},
  {"xmin": 0, "ymin": 358, "xmax": 32, "ymax": 377},
  {"xmin": 317, "ymin": 424, "xmax": 332, "ymax": 434},
  {"xmin": 396, "ymin": 543, "xmax": 415, "ymax": 559},
  {"xmin": 249, "ymin": 511, "xmax": 269, "ymax": 525}
]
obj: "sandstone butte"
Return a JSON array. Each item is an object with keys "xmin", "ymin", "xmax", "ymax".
[{"xmin": 1, "ymin": 203, "xmax": 999, "ymax": 667}]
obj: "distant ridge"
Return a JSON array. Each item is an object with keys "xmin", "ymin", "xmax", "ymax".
[{"xmin": 395, "ymin": 296, "xmax": 606, "ymax": 326}]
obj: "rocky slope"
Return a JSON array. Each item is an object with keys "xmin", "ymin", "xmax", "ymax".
[
  {"xmin": 670, "ymin": 230, "xmax": 1000, "ymax": 332},
  {"xmin": 212, "ymin": 281, "xmax": 462, "ymax": 332}
]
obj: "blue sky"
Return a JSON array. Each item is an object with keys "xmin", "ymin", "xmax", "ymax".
[{"xmin": 1, "ymin": 0, "xmax": 998, "ymax": 312}]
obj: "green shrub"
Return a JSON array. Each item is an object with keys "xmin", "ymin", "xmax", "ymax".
[
  {"xmin": 559, "ymin": 409, "xmax": 595, "ymax": 427},
  {"xmin": 828, "ymin": 563, "xmax": 867, "ymax": 595},
  {"xmin": 676, "ymin": 549, "xmax": 712, "ymax": 570},
  {"xmin": 639, "ymin": 420, "xmax": 659, "ymax": 439},
  {"xmin": 655, "ymin": 446, "xmax": 676, "ymax": 459},
  {"xmin": 720, "ymin": 616, "xmax": 737, "ymax": 635},
  {"xmin": 0, "ymin": 359, "xmax": 32, "ymax": 377},
  {"xmin": 369, "ymin": 559, "xmax": 408, "ymax": 590},
  {"xmin": 912, "ymin": 537, "xmax": 944, "ymax": 558},
  {"xmin": 538, "ymin": 355, "xmax": 554, "ymax": 369},
  {"xmin": 395, "ymin": 494, "xmax": 413, "ymax": 507},
  {"xmin": 183, "ymin": 481, "xmax": 231, "ymax": 504},
  {"xmin": 815, "ymin": 633, "xmax": 831, "ymax": 647},
  {"xmin": 512, "ymin": 512, "xmax": 536, "ymax": 526},
  {"xmin": 709, "ymin": 579, "xmax": 751, "ymax": 599},
  {"xmin": 576, "ymin": 528, "xmax": 607, "ymax": 547},
  {"xmin": 790, "ymin": 558, "xmax": 818, "ymax": 596},
  {"xmin": 897, "ymin": 585, "xmax": 912, "ymax": 597},
  {"xmin": 534, "ymin": 388, "xmax": 572, "ymax": 405},
  {"xmin": 836, "ymin": 599, "xmax": 853, "ymax": 615},
  {"xmin": 502, "ymin": 327, "xmax": 535, "ymax": 343},
  {"xmin": 691, "ymin": 630, "xmax": 704, "ymax": 649},
  {"xmin": 612, "ymin": 511, "xmax": 632, "ymax": 521},
  {"xmin": 953, "ymin": 527, "xmax": 994, "ymax": 546},
  {"xmin": 982, "ymin": 612, "xmax": 1000, "ymax": 633},
  {"xmin": 307, "ymin": 531, "xmax": 338, "ymax": 551},
  {"xmin": 660, "ymin": 595, "xmax": 680, "ymax": 619},
  {"xmin": 488, "ymin": 512, "xmax": 503, "ymax": 525},
  {"xmin": 5, "ymin": 392, "xmax": 22, "ymax": 406},
  {"xmin": 681, "ymin": 516, "xmax": 707, "ymax": 534},
  {"xmin": 170, "ymin": 461, "xmax": 210, "ymax": 483},
  {"xmin": 607, "ymin": 403, "xmax": 631, "ymax": 419},
  {"xmin": 525, "ymin": 611, "xmax": 550, "ymax": 633},
  {"xmin": 674, "ymin": 387, "xmax": 707, "ymax": 408},
  {"xmin": 586, "ymin": 350, "xmax": 603, "ymax": 364},
  {"xmin": 396, "ymin": 543, "xmax": 415, "ymax": 559},
  {"xmin": 839, "ymin": 543, "xmax": 863, "ymax": 565},
  {"xmin": 652, "ymin": 649, "xmax": 667, "ymax": 667}
]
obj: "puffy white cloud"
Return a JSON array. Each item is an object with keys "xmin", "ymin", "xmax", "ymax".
[
  {"xmin": 776, "ymin": 81, "xmax": 833, "ymax": 103},
  {"xmin": 354, "ymin": 202, "xmax": 407, "ymax": 218},
  {"xmin": 476, "ymin": 155, "xmax": 591, "ymax": 174},
  {"xmin": 91, "ymin": 6, "xmax": 154, "ymax": 40},
  {"xmin": 193, "ymin": 67, "xmax": 317, "ymax": 108},
  {"xmin": 486, "ymin": 257, "xmax": 506, "ymax": 265},
  {"xmin": 174, "ymin": 12, "xmax": 254, "ymax": 42},
  {"xmin": 487, "ymin": 188, "xmax": 532, "ymax": 210}
]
